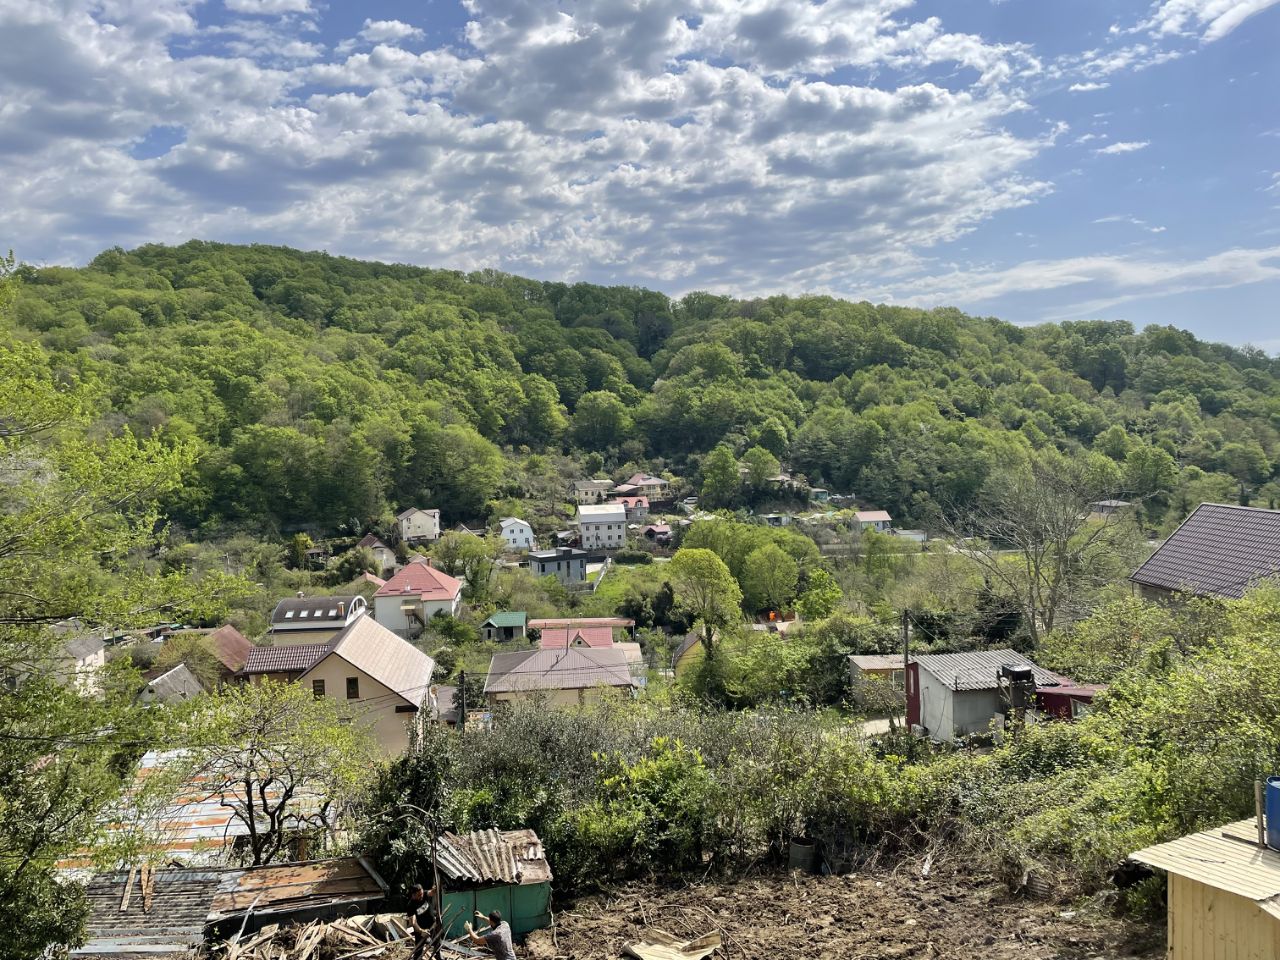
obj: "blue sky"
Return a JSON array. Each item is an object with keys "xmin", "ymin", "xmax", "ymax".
[{"xmin": 0, "ymin": 0, "xmax": 1276, "ymax": 348}]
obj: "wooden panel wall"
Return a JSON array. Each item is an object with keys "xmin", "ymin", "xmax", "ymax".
[{"xmin": 1169, "ymin": 874, "xmax": 1280, "ymax": 959}]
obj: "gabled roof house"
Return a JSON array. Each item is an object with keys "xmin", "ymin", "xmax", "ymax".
[
  {"xmin": 373, "ymin": 557, "xmax": 463, "ymax": 638},
  {"xmin": 1131, "ymin": 502, "xmax": 1280, "ymax": 600}
]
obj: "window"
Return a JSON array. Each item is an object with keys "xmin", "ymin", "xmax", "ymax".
[
  {"xmin": 346, "ymin": 677, "xmax": 360, "ymax": 699},
  {"xmin": 312, "ymin": 679, "xmax": 326, "ymax": 698}
]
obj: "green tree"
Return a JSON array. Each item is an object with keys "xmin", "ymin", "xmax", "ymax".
[
  {"xmin": 795, "ymin": 568, "xmax": 843, "ymax": 621},
  {"xmin": 431, "ymin": 532, "xmax": 501, "ymax": 598},
  {"xmin": 667, "ymin": 548, "xmax": 742, "ymax": 651},
  {"xmin": 571, "ymin": 390, "xmax": 632, "ymax": 450},
  {"xmin": 741, "ymin": 445, "xmax": 780, "ymax": 490},
  {"xmin": 168, "ymin": 681, "xmax": 376, "ymax": 865},
  {"xmin": 741, "ymin": 544, "xmax": 799, "ymax": 613},
  {"xmin": 700, "ymin": 444, "xmax": 741, "ymax": 508}
]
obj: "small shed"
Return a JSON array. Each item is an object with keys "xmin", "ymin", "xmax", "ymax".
[
  {"xmin": 848, "ymin": 654, "xmax": 906, "ymax": 689},
  {"xmin": 433, "ymin": 829, "xmax": 552, "ymax": 939},
  {"xmin": 1131, "ymin": 818, "xmax": 1280, "ymax": 958},
  {"xmin": 482, "ymin": 611, "xmax": 528, "ymax": 642}
]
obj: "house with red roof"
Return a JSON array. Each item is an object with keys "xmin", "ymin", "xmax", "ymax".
[
  {"xmin": 373, "ymin": 557, "xmax": 463, "ymax": 638},
  {"xmin": 609, "ymin": 495, "xmax": 649, "ymax": 521},
  {"xmin": 537, "ymin": 625, "xmax": 616, "ymax": 650}
]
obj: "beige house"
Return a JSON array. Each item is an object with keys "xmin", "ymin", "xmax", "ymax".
[
  {"xmin": 619, "ymin": 472, "xmax": 670, "ymax": 500},
  {"xmin": 241, "ymin": 616, "xmax": 436, "ymax": 755},
  {"xmin": 373, "ymin": 557, "xmax": 463, "ymax": 638},
  {"xmin": 397, "ymin": 507, "xmax": 442, "ymax": 544},
  {"xmin": 356, "ymin": 533, "xmax": 398, "ymax": 574},
  {"xmin": 572, "ymin": 479, "xmax": 615, "ymax": 505},
  {"xmin": 578, "ymin": 503, "xmax": 626, "ymax": 550},
  {"xmin": 59, "ymin": 633, "xmax": 107, "ymax": 693},
  {"xmin": 484, "ymin": 647, "xmax": 634, "ymax": 708}
]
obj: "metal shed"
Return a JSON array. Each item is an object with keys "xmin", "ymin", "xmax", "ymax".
[
  {"xmin": 433, "ymin": 829, "xmax": 552, "ymax": 940},
  {"xmin": 1131, "ymin": 818, "xmax": 1280, "ymax": 958}
]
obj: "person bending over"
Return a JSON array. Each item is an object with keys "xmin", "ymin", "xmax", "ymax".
[{"xmin": 465, "ymin": 909, "xmax": 517, "ymax": 960}]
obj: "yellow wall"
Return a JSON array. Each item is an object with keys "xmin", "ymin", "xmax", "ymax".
[
  {"xmin": 303, "ymin": 654, "xmax": 421, "ymax": 755},
  {"xmin": 1169, "ymin": 874, "xmax": 1280, "ymax": 959}
]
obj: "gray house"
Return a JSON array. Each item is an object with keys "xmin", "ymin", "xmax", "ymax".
[
  {"xmin": 528, "ymin": 547, "xmax": 588, "ymax": 584},
  {"xmin": 906, "ymin": 649, "xmax": 1061, "ymax": 741}
]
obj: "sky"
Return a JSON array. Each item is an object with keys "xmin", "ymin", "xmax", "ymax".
[{"xmin": 0, "ymin": 0, "xmax": 1277, "ymax": 348}]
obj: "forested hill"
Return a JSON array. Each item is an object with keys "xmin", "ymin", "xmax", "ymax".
[{"xmin": 7, "ymin": 240, "xmax": 1279, "ymax": 536}]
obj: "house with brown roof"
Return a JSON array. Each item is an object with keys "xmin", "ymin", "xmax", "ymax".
[
  {"xmin": 356, "ymin": 533, "xmax": 398, "ymax": 574},
  {"xmin": 1131, "ymin": 502, "xmax": 1280, "ymax": 601},
  {"xmin": 160, "ymin": 624, "xmax": 253, "ymax": 681},
  {"xmin": 623, "ymin": 473, "xmax": 670, "ymax": 499},
  {"xmin": 855, "ymin": 510, "xmax": 893, "ymax": 532},
  {"xmin": 372, "ymin": 557, "xmax": 463, "ymax": 638},
  {"xmin": 242, "ymin": 616, "xmax": 436, "ymax": 754},
  {"xmin": 484, "ymin": 647, "xmax": 634, "ymax": 708}
]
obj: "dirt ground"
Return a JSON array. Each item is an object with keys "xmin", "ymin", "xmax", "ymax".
[{"xmin": 523, "ymin": 866, "xmax": 1165, "ymax": 960}]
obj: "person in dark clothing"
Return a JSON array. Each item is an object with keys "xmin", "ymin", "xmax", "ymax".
[
  {"xmin": 465, "ymin": 909, "xmax": 517, "ymax": 960},
  {"xmin": 407, "ymin": 883, "xmax": 438, "ymax": 959}
]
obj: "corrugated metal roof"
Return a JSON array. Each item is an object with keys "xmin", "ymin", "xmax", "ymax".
[
  {"xmin": 271, "ymin": 595, "xmax": 363, "ymax": 624},
  {"xmin": 1131, "ymin": 503, "xmax": 1280, "ymax": 599},
  {"xmin": 538, "ymin": 626, "xmax": 615, "ymax": 650},
  {"xmin": 313, "ymin": 616, "xmax": 435, "ymax": 709},
  {"xmin": 484, "ymin": 648, "xmax": 634, "ymax": 694},
  {"xmin": 1131, "ymin": 819, "xmax": 1280, "ymax": 904},
  {"xmin": 527, "ymin": 617, "xmax": 634, "ymax": 629},
  {"xmin": 913, "ymin": 650, "xmax": 1060, "ymax": 691},
  {"xmin": 484, "ymin": 611, "xmax": 528, "ymax": 628},
  {"xmin": 435, "ymin": 829, "xmax": 552, "ymax": 886},
  {"xmin": 242, "ymin": 643, "xmax": 331, "ymax": 674}
]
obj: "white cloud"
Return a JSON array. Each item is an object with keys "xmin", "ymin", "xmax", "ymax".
[
  {"xmin": 1068, "ymin": 81, "xmax": 1109, "ymax": 91},
  {"xmin": 882, "ymin": 245, "xmax": 1280, "ymax": 316},
  {"xmin": 1142, "ymin": 0, "xmax": 1280, "ymax": 42},
  {"xmin": 1095, "ymin": 140, "xmax": 1150, "ymax": 155},
  {"xmin": 224, "ymin": 0, "xmax": 313, "ymax": 14},
  {"xmin": 1093, "ymin": 214, "xmax": 1166, "ymax": 233},
  {"xmin": 358, "ymin": 19, "xmax": 425, "ymax": 44}
]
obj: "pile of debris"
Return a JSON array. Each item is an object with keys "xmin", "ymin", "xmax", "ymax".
[{"xmin": 208, "ymin": 915, "xmax": 414, "ymax": 960}]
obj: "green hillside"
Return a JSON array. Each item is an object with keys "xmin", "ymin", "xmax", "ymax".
[{"xmin": 7, "ymin": 241, "xmax": 1279, "ymax": 534}]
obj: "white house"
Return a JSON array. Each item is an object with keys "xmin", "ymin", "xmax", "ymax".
[
  {"xmin": 356, "ymin": 533, "xmax": 398, "ymax": 573},
  {"xmin": 373, "ymin": 557, "xmax": 464, "ymax": 638},
  {"xmin": 855, "ymin": 510, "xmax": 893, "ymax": 533},
  {"xmin": 578, "ymin": 503, "xmax": 627, "ymax": 550},
  {"xmin": 397, "ymin": 507, "xmax": 441, "ymax": 544},
  {"xmin": 497, "ymin": 517, "xmax": 535, "ymax": 551},
  {"xmin": 242, "ymin": 616, "xmax": 436, "ymax": 755},
  {"xmin": 59, "ymin": 633, "xmax": 107, "ymax": 693}
]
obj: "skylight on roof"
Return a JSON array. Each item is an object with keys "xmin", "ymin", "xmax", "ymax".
[
  {"xmin": 299, "ymin": 610, "xmax": 309, "ymax": 618},
  {"xmin": 284, "ymin": 611, "xmax": 294, "ymax": 618},
  {"xmin": 328, "ymin": 608, "xmax": 338, "ymax": 617}
]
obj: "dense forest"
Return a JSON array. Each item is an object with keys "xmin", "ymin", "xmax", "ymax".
[{"xmin": 7, "ymin": 241, "xmax": 1279, "ymax": 538}]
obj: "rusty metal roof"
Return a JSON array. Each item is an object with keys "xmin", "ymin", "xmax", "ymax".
[
  {"xmin": 207, "ymin": 856, "xmax": 388, "ymax": 920},
  {"xmin": 242, "ymin": 643, "xmax": 331, "ymax": 674},
  {"xmin": 435, "ymin": 829, "xmax": 552, "ymax": 886}
]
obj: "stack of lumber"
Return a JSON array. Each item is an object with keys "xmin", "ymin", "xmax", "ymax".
[{"xmin": 210, "ymin": 914, "xmax": 412, "ymax": 960}]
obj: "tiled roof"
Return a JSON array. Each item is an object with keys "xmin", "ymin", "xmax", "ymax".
[
  {"xmin": 528, "ymin": 617, "xmax": 634, "ymax": 629},
  {"xmin": 913, "ymin": 649, "xmax": 1061, "ymax": 691},
  {"xmin": 856, "ymin": 510, "xmax": 892, "ymax": 522},
  {"xmin": 73, "ymin": 868, "xmax": 228, "ymax": 957},
  {"xmin": 398, "ymin": 507, "xmax": 439, "ymax": 520},
  {"xmin": 375, "ymin": 557, "xmax": 463, "ymax": 602},
  {"xmin": 1130, "ymin": 503, "xmax": 1280, "ymax": 599},
  {"xmin": 242, "ymin": 644, "xmax": 331, "ymax": 674},
  {"xmin": 204, "ymin": 624, "xmax": 252, "ymax": 672},
  {"xmin": 611, "ymin": 496, "xmax": 649, "ymax": 507},
  {"xmin": 357, "ymin": 533, "xmax": 392, "ymax": 550},
  {"xmin": 484, "ymin": 648, "xmax": 634, "ymax": 694},
  {"xmin": 313, "ymin": 616, "xmax": 435, "ymax": 709},
  {"xmin": 626, "ymin": 473, "xmax": 668, "ymax": 486},
  {"xmin": 538, "ymin": 626, "xmax": 615, "ymax": 649}
]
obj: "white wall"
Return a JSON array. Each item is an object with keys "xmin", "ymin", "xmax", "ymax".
[
  {"xmin": 399, "ymin": 510, "xmax": 440, "ymax": 542},
  {"xmin": 501, "ymin": 522, "xmax": 533, "ymax": 549},
  {"xmin": 374, "ymin": 594, "xmax": 460, "ymax": 637},
  {"xmin": 581, "ymin": 520, "xmax": 625, "ymax": 549}
]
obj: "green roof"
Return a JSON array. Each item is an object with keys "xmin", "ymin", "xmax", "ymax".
[{"xmin": 484, "ymin": 611, "xmax": 527, "ymax": 628}]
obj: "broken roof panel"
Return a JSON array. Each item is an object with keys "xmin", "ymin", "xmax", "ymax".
[
  {"xmin": 435, "ymin": 829, "xmax": 552, "ymax": 887},
  {"xmin": 207, "ymin": 857, "xmax": 387, "ymax": 921}
]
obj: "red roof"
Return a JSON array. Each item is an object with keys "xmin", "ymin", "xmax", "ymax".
[
  {"xmin": 611, "ymin": 496, "xmax": 649, "ymax": 508},
  {"xmin": 538, "ymin": 626, "xmax": 615, "ymax": 649},
  {"xmin": 204, "ymin": 624, "xmax": 252, "ymax": 672},
  {"xmin": 375, "ymin": 557, "xmax": 462, "ymax": 602}
]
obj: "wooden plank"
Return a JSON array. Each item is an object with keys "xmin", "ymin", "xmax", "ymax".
[{"xmin": 121, "ymin": 866, "xmax": 137, "ymax": 912}]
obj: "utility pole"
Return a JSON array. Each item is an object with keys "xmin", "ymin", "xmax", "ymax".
[
  {"xmin": 458, "ymin": 670, "xmax": 466, "ymax": 734},
  {"xmin": 901, "ymin": 608, "xmax": 911, "ymax": 729}
]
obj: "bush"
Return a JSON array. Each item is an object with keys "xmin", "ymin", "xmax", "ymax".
[{"xmin": 612, "ymin": 548, "xmax": 653, "ymax": 565}]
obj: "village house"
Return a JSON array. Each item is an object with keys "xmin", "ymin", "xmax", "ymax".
[
  {"xmin": 139, "ymin": 662, "xmax": 205, "ymax": 705},
  {"xmin": 810, "ymin": 487, "xmax": 830, "ymax": 503},
  {"xmin": 528, "ymin": 546, "xmax": 589, "ymax": 584},
  {"xmin": 537, "ymin": 625, "xmax": 615, "ymax": 650},
  {"xmin": 484, "ymin": 647, "xmax": 635, "ymax": 707},
  {"xmin": 482, "ymin": 611, "xmax": 528, "ymax": 642},
  {"xmin": 159, "ymin": 624, "xmax": 253, "ymax": 683},
  {"xmin": 578, "ymin": 503, "xmax": 627, "ymax": 550},
  {"xmin": 906, "ymin": 650, "xmax": 1098, "ymax": 741},
  {"xmin": 620, "ymin": 472, "xmax": 670, "ymax": 499},
  {"xmin": 58, "ymin": 632, "xmax": 107, "ymax": 693},
  {"xmin": 1088, "ymin": 498, "xmax": 1133, "ymax": 520},
  {"xmin": 397, "ymin": 507, "xmax": 441, "ymax": 544},
  {"xmin": 848, "ymin": 653, "xmax": 906, "ymax": 691},
  {"xmin": 609, "ymin": 495, "xmax": 649, "ymax": 521},
  {"xmin": 356, "ymin": 533, "xmax": 398, "ymax": 574},
  {"xmin": 241, "ymin": 615, "xmax": 436, "ymax": 755},
  {"xmin": 269, "ymin": 594, "xmax": 368, "ymax": 645},
  {"xmin": 572, "ymin": 478, "xmax": 615, "ymax": 505},
  {"xmin": 1130, "ymin": 818, "xmax": 1280, "ymax": 959},
  {"xmin": 1131, "ymin": 502, "xmax": 1280, "ymax": 601},
  {"xmin": 372, "ymin": 557, "xmax": 463, "ymax": 638},
  {"xmin": 855, "ymin": 510, "xmax": 893, "ymax": 533},
  {"xmin": 671, "ymin": 634, "xmax": 704, "ymax": 677},
  {"xmin": 497, "ymin": 517, "xmax": 535, "ymax": 551},
  {"xmin": 642, "ymin": 522, "xmax": 672, "ymax": 545}
]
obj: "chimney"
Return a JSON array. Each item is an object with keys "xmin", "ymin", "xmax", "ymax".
[{"xmin": 337, "ymin": 601, "xmax": 346, "ymax": 618}]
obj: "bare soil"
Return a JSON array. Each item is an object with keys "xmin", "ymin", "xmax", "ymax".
[{"xmin": 525, "ymin": 866, "xmax": 1164, "ymax": 960}]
